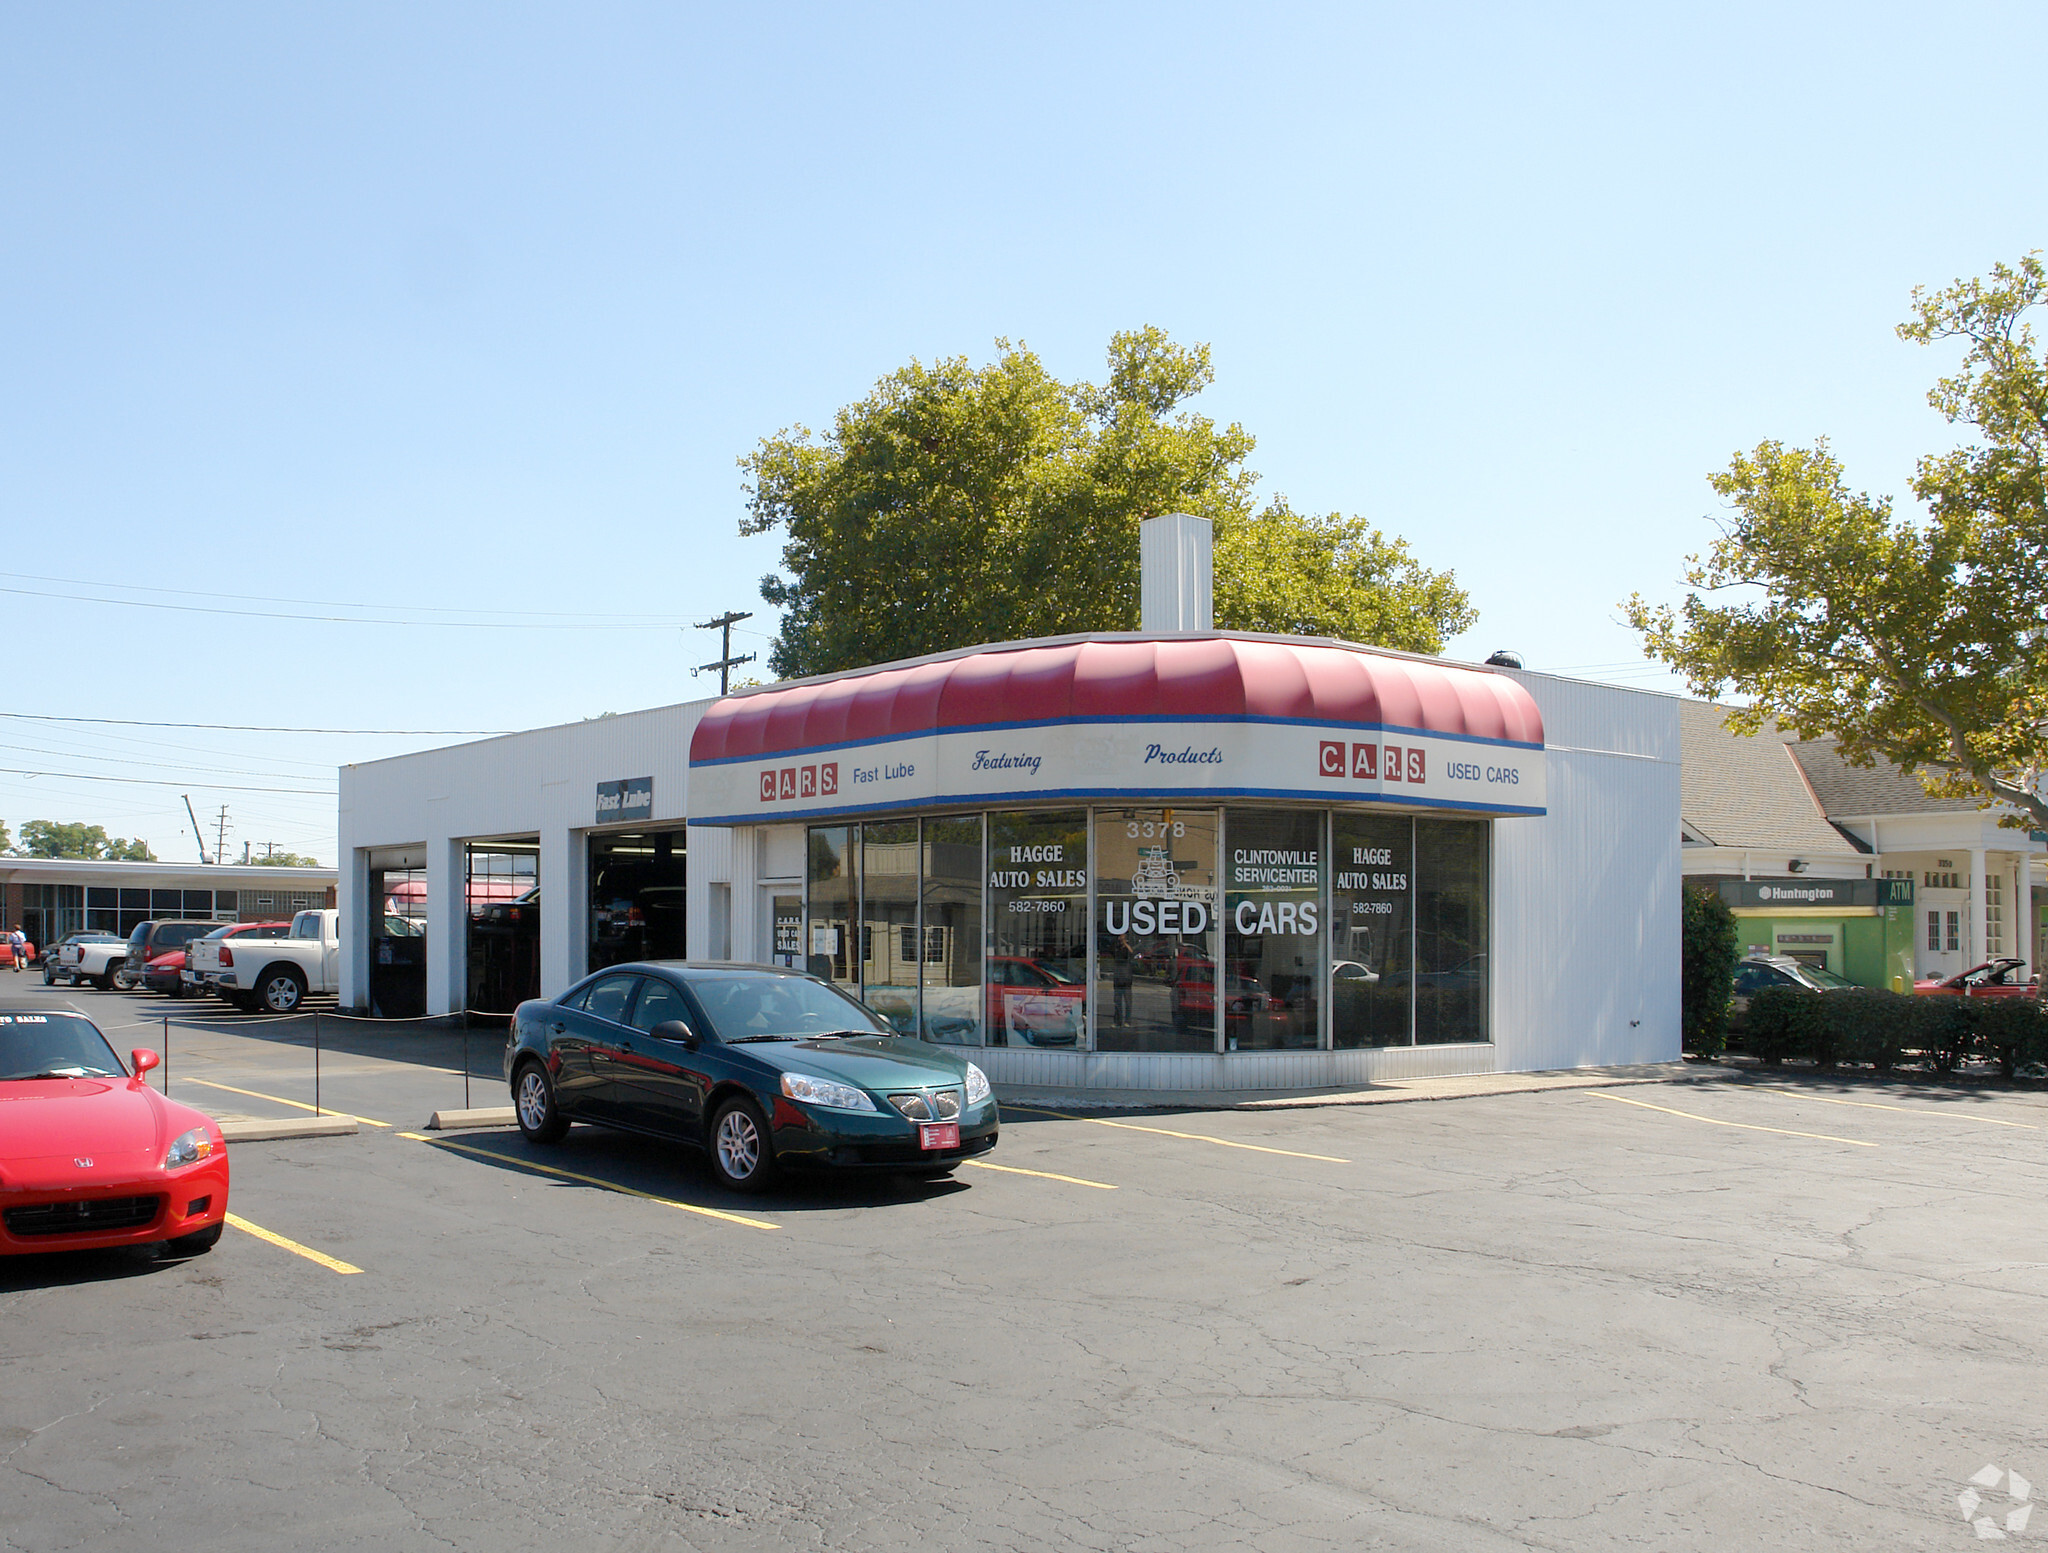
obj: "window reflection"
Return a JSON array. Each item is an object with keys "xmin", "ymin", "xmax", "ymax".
[
  {"xmin": 1415, "ymin": 820, "xmax": 1489, "ymax": 1045},
  {"xmin": 1223, "ymin": 809, "xmax": 1324, "ymax": 1049},
  {"xmin": 1094, "ymin": 809, "xmax": 1219, "ymax": 1053},
  {"xmin": 985, "ymin": 811, "xmax": 1088, "ymax": 1047},
  {"xmin": 1331, "ymin": 814, "xmax": 1413, "ymax": 1048}
]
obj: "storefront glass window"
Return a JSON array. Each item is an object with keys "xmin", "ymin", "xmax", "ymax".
[
  {"xmin": 985, "ymin": 810, "xmax": 1089, "ymax": 1048},
  {"xmin": 1223, "ymin": 809, "xmax": 1324, "ymax": 1050},
  {"xmin": 1095, "ymin": 808, "xmax": 1220, "ymax": 1053},
  {"xmin": 1331, "ymin": 814, "xmax": 1414, "ymax": 1048},
  {"xmin": 1414, "ymin": 819, "xmax": 1489, "ymax": 1045},
  {"xmin": 805, "ymin": 826, "xmax": 858, "ymax": 991},
  {"xmin": 920, "ymin": 816, "xmax": 984, "ymax": 1045},
  {"xmin": 860, "ymin": 821, "xmax": 921, "ymax": 1035}
]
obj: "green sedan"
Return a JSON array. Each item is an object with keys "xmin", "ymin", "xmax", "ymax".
[{"xmin": 503, "ymin": 962, "xmax": 998, "ymax": 1191}]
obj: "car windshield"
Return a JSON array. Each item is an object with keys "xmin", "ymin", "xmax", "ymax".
[
  {"xmin": 0, "ymin": 1013, "xmax": 126, "ymax": 1080},
  {"xmin": 686, "ymin": 975, "xmax": 890, "ymax": 1044},
  {"xmin": 1799, "ymin": 964, "xmax": 1853, "ymax": 989}
]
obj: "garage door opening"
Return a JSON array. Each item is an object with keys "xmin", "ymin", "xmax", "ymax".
[
  {"xmin": 368, "ymin": 846, "xmax": 429, "ymax": 1018},
  {"xmin": 588, "ymin": 830, "xmax": 687, "ymax": 973},
  {"xmin": 467, "ymin": 841, "xmax": 538, "ymax": 1015}
]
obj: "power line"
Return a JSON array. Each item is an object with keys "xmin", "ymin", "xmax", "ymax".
[
  {"xmin": 0, "ymin": 713, "xmax": 513, "ymax": 735},
  {"xmin": 9, "ymin": 570, "xmax": 700, "ymax": 623},
  {"xmin": 0, "ymin": 769, "xmax": 333, "ymax": 794},
  {"xmin": 0, "ymin": 581, "xmax": 689, "ymax": 631}
]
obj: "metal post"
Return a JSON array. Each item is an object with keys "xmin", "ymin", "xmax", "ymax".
[
  {"xmin": 314, "ymin": 1011, "xmax": 321, "ymax": 1117},
  {"xmin": 161, "ymin": 1014, "xmax": 169, "ymax": 1094},
  {"xmin": 463, "ymin": 1011, "xmax": 471, "ymax": 1110}
]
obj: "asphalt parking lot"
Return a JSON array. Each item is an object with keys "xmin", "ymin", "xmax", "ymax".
[{"xmin": 5, "ymin": 981, "xmax": 2047, "ymax": 1551}]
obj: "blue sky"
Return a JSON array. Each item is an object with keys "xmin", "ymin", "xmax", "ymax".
[{"xmin": 3, "ymin": 2, "xmax": 2043, "ymax": 863}]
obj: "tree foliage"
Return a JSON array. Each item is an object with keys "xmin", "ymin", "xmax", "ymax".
[
  {"xmin": 14, "ymin": 820, "xmax": 157, "ymax": 861},
  {"xmin": 1628, "ymin": 254, "xmax": 2048, "ymax": 830},
  {"xmin": 741, "ymin": 329, "xmax": 1474, "ymax": 679},
  {"xmin": 250, "ymin": 850, "xmax": 322, "ymax": 867}
]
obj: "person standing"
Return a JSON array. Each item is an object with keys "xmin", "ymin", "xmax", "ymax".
[{"xmin": 7, "ymin": 926, "xmax": 25, "ymax": 972}]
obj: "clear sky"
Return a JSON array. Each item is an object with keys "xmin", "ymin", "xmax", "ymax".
[{"xmin": 3, "ymin": 2, "xmax": 2043, "ymax": 865}]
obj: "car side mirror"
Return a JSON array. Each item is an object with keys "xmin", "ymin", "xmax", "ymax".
[
  {"xmin": 651, "ymin": 1018, "xmax": 699, "ymax": 1049},
  {"xmin": 132, "ymin": 1048, "xmax": 161, "ymax": 1076}
]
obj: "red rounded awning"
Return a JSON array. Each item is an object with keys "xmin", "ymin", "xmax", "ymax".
[{"xmin": 689, "ymin": 635, "xmax": 1542, "ymax": 764}]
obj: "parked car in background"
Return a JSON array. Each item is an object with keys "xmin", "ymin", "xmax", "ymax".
[
  {"xmin": 43, "ymin": 932, "xmax": 123, "ymax": 986},
  {"xmin": 0, "ymin": 937, "xmax": 35, "ymax": 972},
  {"xmin": 191, "ymin": 908, "xmax": 339, "ymax": 1013},
  {"xmin": 139, "ymin": 922, "xmax": 293, "ymax": 998},
  {"xmin": 58, "ymin": 933, "xmax": 138, "ymax": 990},
  {"xmin": 122, "ymin": 921, "xmax": 227, "ymax": 992},
  {"xmin": 1914, "ymin": 958, "xmax": 2038, "ymax": 999},
  {"xmin": 1729, "ymin": 954, "xmax": 1853, "ymax": 1031}
]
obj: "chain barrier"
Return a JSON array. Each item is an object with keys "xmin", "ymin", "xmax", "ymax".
[{"xmin": 82, "ymin": 997, "xmax": 516, "ymax": 1120}]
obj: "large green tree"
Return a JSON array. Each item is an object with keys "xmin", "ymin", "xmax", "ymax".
[
  {"xmin": 15, "ymin": 820, "xmax": 157, "ymax": 861},
  {"xmin": 1629, "ymin": 253, "xmax": 2048, "ymax": 830},
  {"xmin": 740, "ymin": 328, "xmax": 1474, "ymax": 679}
]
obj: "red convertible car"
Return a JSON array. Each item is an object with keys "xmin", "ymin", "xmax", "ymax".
[
  {"xmin": 0, "ymin": 1009, "xmax": 229, "ymax": 1257},
  {"xmin": 1914, "ymin": 958, "xmax": 2038, "ymax": 999}
]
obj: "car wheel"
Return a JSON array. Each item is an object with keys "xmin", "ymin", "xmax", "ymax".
[
  {"xmin": 41, "ymin": 966, "xmax": 54, "ymax": 985},
  {"xmin": 513, "ymin": 1061, "xmax": 569, "ymax": 1144},
  {"xmin": 258, "ymin": 966, "xmax": 307, "ymax": 1014},
  {"xmin": 707, "ymin": 1097, "xmax": 778, "ymax": 1193},
  {"xmin": 164, "ymin": 1222, "xmax": 224, "ymax": 1256}
]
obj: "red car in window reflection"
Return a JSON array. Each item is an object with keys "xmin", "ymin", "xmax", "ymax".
[
  {"xmin": 0, "ymin": 1009, "xmax": 229, "ymax": 1257},
  {"xmin": 1914, "ymin": 959, "xmax": 2038, "ymax": 998},
  {"xmin": 987, "ymin": 956, "xmax": 1086, "ymax": 1045},
  {"xmin": 1171, "ymin": 962, "xmax": 1273, "ymax": 1035}
]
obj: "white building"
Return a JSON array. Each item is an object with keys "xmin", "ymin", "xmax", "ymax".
[{"xmin": 337, "ymin": 516, "xmax": 1679, "ymax": 1095}]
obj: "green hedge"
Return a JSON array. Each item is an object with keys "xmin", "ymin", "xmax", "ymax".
[
  {"xmin": 1682, "ymin": 886, "xmax": 1740, "ymax": 1057},
  {"xmin": 1744, "ymin": 987, "xmax": 2048, "ymax": 1073}
]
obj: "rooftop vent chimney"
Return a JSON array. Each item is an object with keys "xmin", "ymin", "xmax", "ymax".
[
  {"xmin": 1140, "ymin": 513, "xmax": 1213, "ymax": 633},
  {"xmin": 1484, "ymin": 649, "xmax": 1525, "ymax": 669}
]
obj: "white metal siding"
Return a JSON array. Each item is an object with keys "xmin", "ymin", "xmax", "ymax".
[
  {"xmin": 1494, "ymin": 673, "xmax": 1682, "ymax": 1072},
  {"xmin": 338, "ymin": 697, "xmax": 713, "ymax": 1012}
]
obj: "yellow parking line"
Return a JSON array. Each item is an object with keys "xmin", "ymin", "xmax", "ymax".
[
  {"xmin": 225, "ymin": 1212, "xmax": 363, "ymax": 1274},
  {"xmin": 963, "ymin": 1158, "xmax": 1118, "ymax": 1190},
  {"xmin": 1750, "ymin": 1085, "xmax": 2040, "ymax": 1130},
  {"xmin": 1007, "ymin": 1104, "xmax": 1349, "ymax": 1163},
  {"xmin": 1587, "ymin": 1090, "xmax": 1875, "ymax": 1147},
  {"xmin": 183, "ymin": 1077, "xmax": 390, "ymax": 1129},
  {"xmin": 399, "ymin": 1133, "xmax": 779, "ymax": 1232}
]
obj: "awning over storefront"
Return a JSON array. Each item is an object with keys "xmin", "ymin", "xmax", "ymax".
[{"xmin": 688, "ymin": 633, "xmax": 1546, "ymax": 824}]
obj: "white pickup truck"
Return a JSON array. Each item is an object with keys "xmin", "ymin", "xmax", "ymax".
[
  {"xmin": 54, "ymin": 932, "xmax": 135, "ymax": 990},
  {"xmin": 190, "ymin": 908, "xmax": 340, "ymax": 1014}
]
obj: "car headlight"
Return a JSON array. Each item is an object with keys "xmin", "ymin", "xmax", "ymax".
[
  {"xmin": 165, "ymin": 1127, "xmax": 217, "ymax": 1168},
  {"xmin": 964, "ymin": 1063, "xmax": 991, "ymax": 1107},
  {"xmin": 780, "ymin": 1072, "xmax": 876, "ymax": 1111}
]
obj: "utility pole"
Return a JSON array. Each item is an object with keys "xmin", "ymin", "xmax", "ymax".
[
  {"xmin": 213, "ymin": 805, "xmax": 232, "ymax": 867},
  {"xmin": 693, "ymin": 610, "xmax": 756, "ymax": 695},
  {"xmin": 182, "ymin": 795, "xmax": 213, "ymax": 865},
  {"xmin": 184, "ymin": 796, "xmax": 212, "ymax": 865}
]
